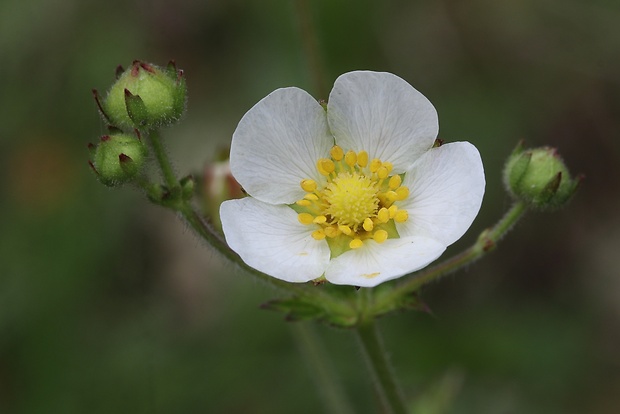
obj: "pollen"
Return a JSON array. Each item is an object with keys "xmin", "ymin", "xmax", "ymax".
[{"xmin": 294, "ymin": 145, "xmax": 411, "ymax": 253}]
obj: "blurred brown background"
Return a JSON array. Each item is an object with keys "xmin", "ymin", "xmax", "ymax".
[{"xmin": 1, "ymin": 0, "xmax": 619, "ymax": 413}]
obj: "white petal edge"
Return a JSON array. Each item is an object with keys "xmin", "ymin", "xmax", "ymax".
[
  {"xmin": 230, "ymin": 87, "xmax": 333, "ymax": 205},
  {"xmin": 327, "ymin": 71, "xmax": 438, "ymax": 173},
  {"xmin": 220, "ymin": 198, "xmax": 330, "ymax": 283},
  {"xmin": 324, "ymin": 236, "xmax": 446, "ymax": 287},
  {"xmin": 397, "ymin": 141, "xmax": 485, "ymax": 246}
]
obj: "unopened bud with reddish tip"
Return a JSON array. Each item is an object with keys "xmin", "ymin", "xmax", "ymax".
[
  {"xmin": 503, "ymin": 143, "xmax": 581, "ymax": 210},
  {"xmin": 98, "ymin": 60, "xmax": 187, "ymax": 130},
  {"xmin": 89, "ymin": 131, "xmax": 148, "ymax": 186}
]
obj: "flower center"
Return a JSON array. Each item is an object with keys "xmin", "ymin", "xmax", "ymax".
[
  {"xmin": 293, "ymin": 145, "xmax": 410, "ymax": 251},
  {"xmin": 323, "ymin": 172, "xmax": 379, "ymax": 228}
]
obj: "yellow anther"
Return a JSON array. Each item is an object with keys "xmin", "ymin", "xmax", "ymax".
[
  {"xmin": 377, "ymin": 207, "xmax": 390, "ymax": 223},
  {"xmin": 395, "ymin": 186, "xmax": 409, "ymax": 200},
  {"xmin": 394, "ymin": 209, "xmax": 409, "ymax": 223},
  {"xmin": 313, "ymin": 215, "xmax": 327, "ymax": 224},
  {"xmin": 317, "ymin": 158, "xmax": 335, "ymax": 175},
  {"xmin": 298, "ymin": 213, "xmax": 314, "ymax": 225},
  {"xmin": 301, "ymin": 179, "xmax": 317, "ymax": 192},
  {"xmin": 324, "ymin": 226, "xmax": 340, "ymax": 238},
  {"xmin": 382, "ymin": 161, "xmax": 393, "ymax": 173},
  {"xmin": 373, "ymin": 230, "xmax": 388, "ymax": 243},
  {"xmin": 312, "ymin": 229, "xmax": 326, "ymax": 240},
  {"xmin": 363, "ymin": 217, "xmax": 374, "ymax": 232},
  {"xmin": 296, "ymin": 199, "xmax": 311, "ymax": 207},
  {"xmin": 388, "ymin": 205, "xmax": 398, "ymax": 218},
  {"xmin": 388, "ymin": 175, "xmax": 402, "ymax": 190},
  {"xmin": 330, "ymin": 145, "xmax": 344, "ymax": 161},
  {"xmin": 349, "ymin": 238, "xmax": 364, "ymax": 249},
  {"xmin": 344, "ymin": 150, "xmax": 357, "ymax": 167},
  {"xmin": 338, "ymin": 225, "xmax": 352, "ymax": 235},
  {"xmin": 385, "ymin": 191, "xmax": 398, "ymax": 202},
  {"xmin": 377, "ymin": 166, "xmax": 389, "ymax": 179},
  {"xmin": 357, "ymin": 151, "xmax": 369, "ymax": 168},
  {"xmin": 304, "ymin": 193, "xmax": 319, "ymax": 201},
  {"xmin": 369, "ymin": 159, "xmax": 382, "ymax": 173}
]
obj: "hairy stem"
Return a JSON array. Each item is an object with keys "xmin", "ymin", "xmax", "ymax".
[
  {"xmin": 148, "ymin": 129, "xmax": 179, "ymax": 192},
  {"xmin": 292, "ymin": 323, "xmax": 356, "ymax": 414},
  {"xmin": 381, "ymin": 201, "xmax": 528, "ymax": 307},
  {"xmin": 355, "ymin": 316, "xmax": 408, "ymax": 414}
]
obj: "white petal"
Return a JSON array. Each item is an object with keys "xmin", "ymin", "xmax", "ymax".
[
  {"xmin": 324, "ymin": 236, "xmax": 446, "ymax": 287},
  {"xmin": 220, "ymin": 198, "xmax": 331, "ymax": 283},
  {"xmin": 327, "ymin": 71, "xmax": 438, "ymax": 172},
  {"xmin": 230, "ymin": 87, "xmax": 333, "ymax": 205},
  {"xmin": 397, "ymin": 142, "xmax": 485, "ymax": 246}
]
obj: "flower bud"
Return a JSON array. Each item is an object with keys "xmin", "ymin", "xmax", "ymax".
[
  {"xmin": 503, "ymin": 143, "xmax": 581, "ymax": 210},
  {"xmin": 96, "ymin": 60, "xmax": 187, "ymax": 130},
  {"xmin": 89, "ymin": 132, "xmax": 148, "ymax": 186}
]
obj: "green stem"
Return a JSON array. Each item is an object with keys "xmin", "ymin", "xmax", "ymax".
[
  {"xmin": 148, "ymin": 129, "xmax": 179, "ymax": 192},
  {"xmin": 355, "ymin": 316, "xmax": 408, "ymax": 414},
  {"xmin": 292, "ymin": 323, "xmax": 355, "ymax": 414},
  {"xmin": 177, "ymin": 203, "xmax": 306, "ymax": 293},
  {"xmin": 383, "ymin": 201, "xmax": 528, "ymax": 305}
]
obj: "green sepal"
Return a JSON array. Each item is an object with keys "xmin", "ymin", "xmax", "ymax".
[
  {"xmin": 261, "ymin": 285, "xmax": 359, "ymax": 328},
  {"xmin": 261, "ymin": 297, "xmax": 327, "ymax": 323},
  {"xmin": 370, "ymin": 284, "xmax": 428, "ymax": 318},
  {"xmin": 180, "ymin": 175, "xmax": 195, "ymax": 200},
  {"xmin": 505, "ymin": 151, "xmax": 531, "ymax": 190},
  {"xmin": 124, "ymin": 89, "xmax": 149, "ymax": 128},
  {"xmin": 538, "ymin": 172, "xmax": 562, "ymax": 204}
]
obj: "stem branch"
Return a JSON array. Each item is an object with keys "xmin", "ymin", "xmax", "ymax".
[
  {"xmin": 385, "ymin": 201, "xmax": 528, "ymax": 304},
  {"xmin": 148, "ymin": 129, "xmax": 179, "ymax": 191}
]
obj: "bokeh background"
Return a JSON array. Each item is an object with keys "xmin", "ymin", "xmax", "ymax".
[{"xmin": 1, "ymin": 0, "xmax": 619, "ymax": 413}]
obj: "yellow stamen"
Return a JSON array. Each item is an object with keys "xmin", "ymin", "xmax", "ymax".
[
  {"xmin": 296, "ymin": 146, "xmax": 415, "ymax": 253},
  {"xmin": 395, "ymin": 186, "xmax": 409, "ymax": 200},
  {"xmin": 330, "ymin": 145, "xmax": 344, "ymax": 161},
  {"xmin": 313, "ymin": 215, "xmax": 327, "ymax": 224},
  {"xmin": 369, "ymin": 159, "xmax": 382, "ymax": 173},
  {"xmin": 349, "ymin": 238, "xmax": 363, "ymax": 249},
  {"xmin": 394, "ymin": 209, "xmax": 409, "ymax": 223},
  {"xmin": 373, "ymin": 230, "xmax": 388, "ymax": 243},
  {"xmin": 298, "ymin": 213, "xmax": 314, "ymax": 225},
  {"xmin": 344, "ymin": 150, "xmax": 357, "ymax": 167},
  {"xmin": 385, "ymin": 191, "xmax": 398, "ymax": 203},
  {"xmin": 357, "ymin": 151, "xmax": 368, "ymax": 168},
  {"xmin": 377, "ymin": 166, "xmax": 389, "ymax": 179},
  {"xmin": 301, "ymin": 179, "xmax": 317, "ymax": 192},
  {"xmin": 388, "ymin": 205, "xmax": 398, "ymax": 218},
  {"xmin": 312, "ymin": 229, "xmax": 326, "ymax": 240},
  {"xmin": 324, "ymin": 226, "xmax": 340, "ymax": 238},
  {"xmin": 317, "ymin": 158, "xmax": 335, "ymax": 175},
  {"xmin": 377, "ymin": 207, "xmax": 390, "ymax": 223},
  {"xmin": 388, "ymin": 175, "xmax": 402, "ymax": 190}
]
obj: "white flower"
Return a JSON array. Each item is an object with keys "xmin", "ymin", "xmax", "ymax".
[{"xmin": 220, "ymin": 71, "xmax": 485, "ymax": 287}]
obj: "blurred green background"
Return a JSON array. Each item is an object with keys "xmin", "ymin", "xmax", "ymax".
[{"xmin": 1, "ymin": 0, "xmax": 619, "ymax": 413}]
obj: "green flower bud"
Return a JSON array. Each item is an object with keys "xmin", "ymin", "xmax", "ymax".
[
  {"xmin": 503, "ymin": 143, "xmax": 581, "ymax": 210},
  {"xmin": 95, "ymin": 60, "xmax": 187, "ymax": 130},
  {"xmin": 89, "ymin": 132, "xmax": 148, "ymax": 186}
]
